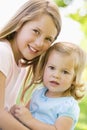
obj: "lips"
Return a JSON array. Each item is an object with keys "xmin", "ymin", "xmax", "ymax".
[
  {"xmin": 50, "ymin": 81, "xmax": 60, "ymax": 86},
  {"xmin": 28, "ymin": 45, "xmax": 39, "ymax": 53}
]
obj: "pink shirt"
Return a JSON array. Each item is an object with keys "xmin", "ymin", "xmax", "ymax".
[{"xmin": 0, "ymin": 40, "xmax": 26, "ymax": 110}]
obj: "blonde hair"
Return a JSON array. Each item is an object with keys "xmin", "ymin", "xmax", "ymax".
[
  {"xmin": 0, "ymin": 0, "xmax": 61, "ymax": 66},
  {"xmin": 0, "ymin": 0, "xmax": 61, "ymax": 40},
  {"xmin": 1, "ymin": 0, "xmax": 61, "ymax": 102},
  {"xmin": 34, "ymin": 42, "xmax": 87, "ymax": 100}
]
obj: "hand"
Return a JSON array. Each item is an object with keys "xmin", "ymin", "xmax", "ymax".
[
  {"xmin": 10, "ymin": 104, "xmax": 17, "ymax": 115},
  {"xmin": 10, "ymin": 105, "xmax": 33, "ymax": 125}
]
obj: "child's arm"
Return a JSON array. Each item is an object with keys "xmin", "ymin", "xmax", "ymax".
[
  {"xmin": 12, "ymin": 105, "xmax": 73, "ymax": 130},
  {"xmin": 55, "ymin": 116, "xmax": 73, "ymax": 130},
  {"xmin": 0, "ymin": 71, "xmax": 6, "ymax": 108},
  {"xmin": 24, "ymin": 116, "xmax": 73, "ymax": 130},
  {"xmin": 0, "ymin": 109, "xmax": 30, "ymax": 130}
]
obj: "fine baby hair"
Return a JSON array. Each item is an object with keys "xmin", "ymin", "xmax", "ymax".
[
  {"xmin": 0, "ymin": 0, "xmax": 61, "ymax": 65},
  {"xmin": 34, "ymin": 42, "xmax": 87, "ymax": 100}
]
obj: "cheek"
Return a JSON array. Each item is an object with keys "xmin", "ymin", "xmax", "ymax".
[
  {"xmin": 18, "ymin": 34, "xmax": 29, "ymax": 42},
  {"xmin": 69, "ymin": 76, "xmax": 74, "ymax": 84},
  {"xmin": 43, "ymin": 68, "xmax": 49, "ymax": 81},
  {"xmin": 17, "ymin": 28, "xmax": 31, "ymax": 42},
  {"xmin": 62, "ymin": 78, "xmax": 71, "ymax": 85},
  {"xmin": 43, "ymin": 44, "xmax": 51, "ymax": 52},
  {"xmin": 64, "ymin": 78, "xmax": 73, "ymax": 87},
  {"xmin": 43, "ymin": 72, "xmax": 47, "ymax": 82}
]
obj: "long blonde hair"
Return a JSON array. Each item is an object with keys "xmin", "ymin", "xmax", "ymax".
[
  {"xmin": 0, "ymin": 0, "xmax": 61, "ymax": 66},
  {"xmin": 0, "ymin": 0, "xmax": 61, "ymax": 102},
  {"xmin": 0, "ymin": 0, "xmax": 61, "ymax": 41},
  {"xmin": 34, "ymin": 42, "xmax": 87, "ymax": 100}
]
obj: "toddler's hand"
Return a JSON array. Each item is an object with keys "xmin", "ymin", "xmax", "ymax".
[
  {"xmin": 10, "ymin": 105, "xmax": 33, "ymax": 125},
  {"xmin": 10, "ymin": 104, "xmax": 18, "ymax": 116}
]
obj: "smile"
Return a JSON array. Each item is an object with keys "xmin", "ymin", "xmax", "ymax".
[{"xmin": 28, "ymin": 45, "xmax": 38, "ymax": 53}]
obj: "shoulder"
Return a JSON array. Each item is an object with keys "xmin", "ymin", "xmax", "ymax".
[
  {"xmin": 66, "ymin": 97, "xmax": 80, "ymax": 114},
  {"xmin": 0, "ymin": 40, "xmax": 13, "ymax": 60},
  {"xmin": 62, "ymin": 97, "xmax": 80, "ymax": 113},
  {"xmin": 63, "ymin": 97, "xmax": 79, "ymax": 108},
  {"xmin": 0, "ymin": 40, "xmax": 12, "ymax": 56},
  {"xmin": 59, "ymin": 97, "xmax": 80, "ymax": 122},
  {"xmin": 0, "ymin": 40, "xmax": 13, "ymax": 76},
  {"xmin": 31, "ymin": 86, "xmax": 45, "ymax": 97}
]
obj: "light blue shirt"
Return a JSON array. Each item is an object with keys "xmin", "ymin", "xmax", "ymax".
[{"xmin": 30, "ymin": 87, "xmax": 80, "ymax": 130}]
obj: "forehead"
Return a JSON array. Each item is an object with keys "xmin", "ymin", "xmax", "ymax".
[{"xmin": 47, "ymin": 50, "xmax": 75, "ymax": 68}]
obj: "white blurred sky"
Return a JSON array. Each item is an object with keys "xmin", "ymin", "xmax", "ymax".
[{"xmin": 0, "ymin": 0, "xmax": 84, "ymax": 44}]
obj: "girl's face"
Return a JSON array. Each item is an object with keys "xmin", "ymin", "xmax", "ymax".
[
  {"xmin": 14, "ymin": 14, "xmax": 57, "ymax": 61},
  {"xmin": 43, "ymin": 50, "xmax": 75, "ymax": 97}
]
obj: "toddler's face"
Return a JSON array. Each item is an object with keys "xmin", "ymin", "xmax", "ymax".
[{"xmin": 43, "ymin": 50, "xmax": 75, "ymax": 97}]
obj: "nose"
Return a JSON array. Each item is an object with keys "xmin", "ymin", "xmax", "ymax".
[
  {"xmin": 53, "ymin": 71, "xmax": 61, "ymax": 79},
  {"xmin": 34, "ymin": 37, "xmax": 44, "ymax": 49}
]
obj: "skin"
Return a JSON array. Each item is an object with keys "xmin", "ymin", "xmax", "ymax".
[
  {"xmin": 43, "ymin": 50, "xmax": 75, "ymax": 97},
  {"xmin": 0, "ymin": 14, "xmax": 57, "ymax": 108},
  {"xmin": 8, "ymin": 50, "xmax": 76, "ymax": 130},
  {"xmin": 11, "ymin": 14, "xmax": 57, "ymax": 64},
  {"xmin": 0, "ymin": 109, "xmax": 30, "ymax": 130}
]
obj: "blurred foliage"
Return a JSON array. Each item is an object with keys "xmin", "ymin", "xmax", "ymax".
[
  {"xmin": 68, "ymin": 1, "xmax": 87, "ymax": 53},
  {"xmin": 54, "ymin": 0, "xmax": 87, "ymax": 36},
  {"xmin": 54, "ymin": 0, "xmax": 73, "ymax": 7},
  {"xmin": 69, "ymin": 3, "xmax": 87, "ymax": 36},
  {"xmin": 75, "ymin": 95, "xmax": 87, "ymax": 130}
]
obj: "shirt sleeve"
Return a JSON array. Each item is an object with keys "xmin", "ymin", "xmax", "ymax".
[
  {"xmin": 0, "ymin": 44, "xmax": 12, "ymax": 77},
  {"xmin": 58, "ymin": 98, "xmax": 80, "ymax": 124}
]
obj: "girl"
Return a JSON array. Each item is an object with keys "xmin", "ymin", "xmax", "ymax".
[
  {"xmin": 9, "ymin": 42, "xmax": 87, "ymax": 130},
  {"xmin": 0, "ymin": 0, "xmax": 61, "ymax": 110}
]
